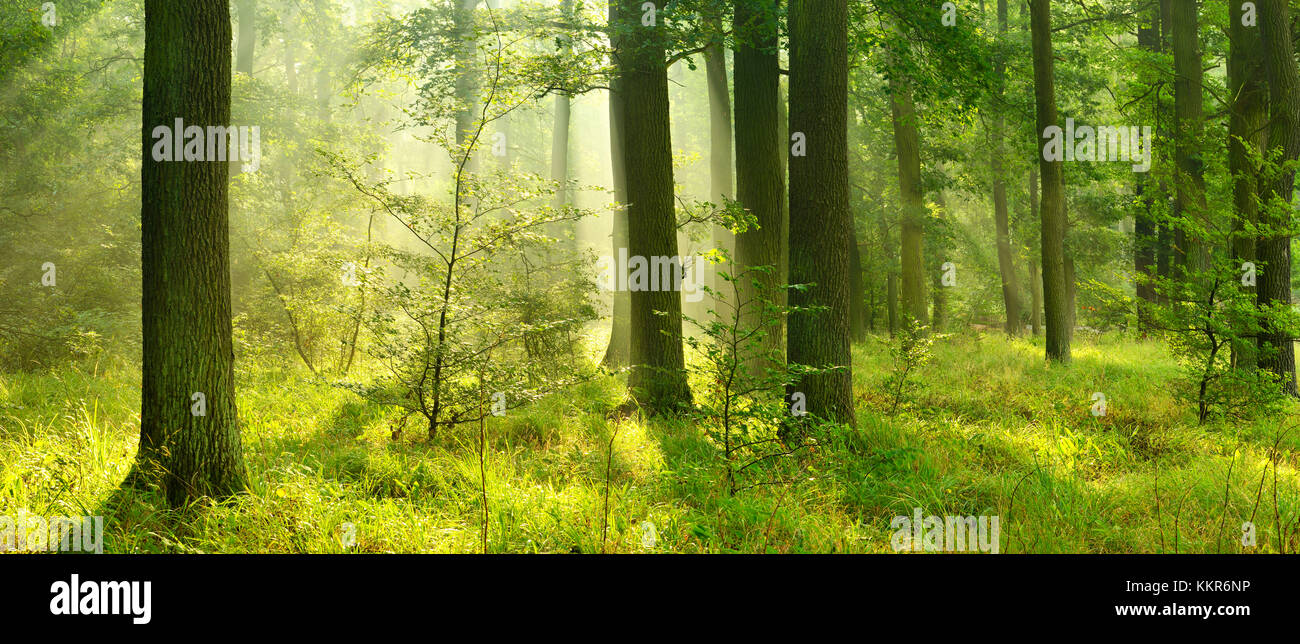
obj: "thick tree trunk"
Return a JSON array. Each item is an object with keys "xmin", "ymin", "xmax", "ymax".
[
  {"xmin": 133, "ymin": 0, "xmax": 247, "ymax": 506},
  {"xmin": 1029, "ymin": 0, "xmax": 1070, "ymax": 363},
  {"xmin": 1172, "ymin": 0, "xmax": 1209, "ymax": 274},
  {"xmin": 618, "ymin": 0, "xmax": 691, "ymax": 412},
  {"xmin": 1228, "ymin": 0, "xmax": 1267, "ymax": 367},
  {"xmin": 1257, "ymin": 0, "xmax": 1300, "ymax": 395},
  {"xmin": 787, "ymin": 0, "xmax": 855, "ymax": 426},
  {"xmin": 733, "ymin": 0, "xmax": 786, "ymax": 365},
  {"xmin": 890, "ymin": 80, "xmax": 928, "ymax": 327}
]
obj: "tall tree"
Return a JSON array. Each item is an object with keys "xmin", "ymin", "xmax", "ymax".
[
  {"xmin": 733, "ymin": 0, "xmax": 786, "ymax": 365},
  {"xmin": 787, "ymin": 0, "xmax": 854, "ymax": 426},
  {"xmin": 617, "ymin": 0, "xmax": 691, "ymax": 412},
  {"xmin": 1227, "ymin": 0, "xmax": 1267, "ymax": 366},
  {"xmin": 1134, "ymin": 13, "xmax": 1160, "ymax": 330},
  {"xmin": 990, "ymin": 0, "xmax": 1020, "ymax": 335},
  {"xmin": 1029, "ymin": 0, "xmax": 1070, "ymax": 363},
  {"xmin": 131, "ymin": 0, "xmax": 247, "ymax": 506},
  {"xmin": 602, "ymin": 1, "xmax": 631, "ymax": 368},
  {"xmin": 1171, "ymin": 0, "xmax": 1208, "ymax": 273},
  {"xmin": 1257, "ymin": 0, "xmax": 1300, "ymax": 395},
  {"xmin": 235, "ymin": 0, "xmax": 256, "ymax": 76},
  {"xmin": 551, "ymin": 0, "xmax": 573, "ymax": 213},
  {"xmin": 703, "ymin": 5, "xmax": 734, "ymax": 265},
  {"xmin": 890, "ymin": 78, "xmax": 928, "ymax": 327}
]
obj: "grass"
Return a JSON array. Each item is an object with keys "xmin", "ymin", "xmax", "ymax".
[{"xmin": 1, "ymin": 331, "xmax": 1297, "ymax": 553}]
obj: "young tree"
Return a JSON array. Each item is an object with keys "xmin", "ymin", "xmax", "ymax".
[
  {"xmin": 787, "ymin": 0, "xmax": 854, "ymax": 426},
  {"xmin": 1029, "ymin": 0, "xmax": 1070, "ymax": 363},
  {"xmin": 131, "ymin": 0, "xmax": 248, "ymax": 506}
]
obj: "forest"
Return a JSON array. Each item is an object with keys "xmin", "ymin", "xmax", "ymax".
[{"xmin": 1, "ymin": 0, "xmax": 1298, "ymax": 555}]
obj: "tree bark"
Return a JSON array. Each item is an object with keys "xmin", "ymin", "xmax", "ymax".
[
  {"xmin": 618, "ymin": 0, "xmax": 691, "ymax": 412},
  {"xmin": 1030, "ymin": 0, "xmax": 1070, "ymax": 363},
  {"xmin": 1172, "ymin": 0, "xmax": 1209, "ymax": 274},
  {"xmin": 733, "ymin": 0, "xmax": 786, "ymax": 365},
  {"xmin": 704, "ymin": 8, "xmax": 734, "ymax": 267},
  {"xmin": 1228, "ymin": 0, "xmax": 1267, "ymax": 367},
  {"xmin": 133, "ymin": 0, "xmax": 247, "ymax": 506},
  {"xmin": 991, "ymin": 0, "xmax": 1021, "ymax": 335},
  {"xmin": 787, "ymin": 0, "xmax": 855, "ymax": 426},
  {"xmin": 890, "ymin": 79, "xmax": 928, "ymax": 327},
  {"xmin": 602, "ymin": 1, "xmax": 631, "ymax": 369},
  {"xmin": 1257, "ymin": 0, "xmax": 1299, "ymax": 395}
]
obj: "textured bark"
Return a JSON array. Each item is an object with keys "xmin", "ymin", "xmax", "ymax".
[
  {"xmin": 1257, "ymin": 0, "xmax": 1299, "ymax": 394},
  {"xmin": 1228, "ymin": 1, "xmax": 1267, "ymax": 366},
  {"xmin": 1133, "ymin": 11, "xmax": 1160, "ymax": 331},
  {"xmin": 1030, "ymin": 0, "xmax": 1070, "ymax": 363},
  {"xmin": 733, "ymin": 0, "xmax": 786, "ymax": 364},
  {"xmin": 890, "ymin": 81, "xmax": 928, "ymax": 327},
  {"xmin": 618, "ymin": 0, "xmax": 691, "ymax": 412},
  {"xmin": 1172, "ymin": 0, "xmax": 1209, "ymax": 274},
  {"xmin": 133, "ymin": 0, "xmax": 247, "ymax": 506},
  {"xmin": 235, "ymin": 0, "xmax": 255, "ymax": 77},
  {"xmin": 992, "ymin": 0, "xmax": 1020, "ymax": 335},
  {"xmin": 787, "ymin": 0, "xmax": 854, "ymax": 426}
]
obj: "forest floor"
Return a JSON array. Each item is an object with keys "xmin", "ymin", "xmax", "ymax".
[{"xmin": 2, "ymin": 331, "xmax": 1298, "ymax": 553}]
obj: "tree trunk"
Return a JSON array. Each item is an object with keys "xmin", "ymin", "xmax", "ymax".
[
  {"xmin": 787, "ymin": 0, "xmax": 855, "ymax": 426},
  {"xmin": 991, "ymin": 0, "xmax": 1021, "ymax": 335},
  {"xmin": 1028, "ymin": 166, "xmax": 1042, "ymax": 336},
  {"xmin": 618, "ymin": 0, "xmax": 691, "ymax": 412},
  {"xmin": 133, "ymin": 0, "xmax": 247, "ymax": 506},
  {"xmin": 704, "ymin": 9, "xmax": 733, "ymax": 267},
  {"xmin": 235, "ymin": 0, "xmax": 255, "ymax": 77},
  {"xmin": 850, "ymin": 236, "xmax": 865, "ymax": 342},
  {"xmin": 879, "ymin": 216, "xmax": 898, "ymax": 337},
  {"xmin": 1030, "ymin": 0, "xmax": 1071, "ymax": 363},
  {"xmin": 1228, "ymin": 0, "xmax": 1267, "ymax": 367},
  {"xmin": 1172, "ymin": 0, "xmax": 1209, "ymax": 274},
  {"xmin": 601, "ymin": 1, "xmax": 631, "ymax": 369},
  {"xmin": 734, "ymin": 0, "xmax": 786, "ymax": 366},
  {"xmin": 890, "ymin": 79, "xmax": 928, "ymax": 327},
  {"xmin": 1257, "ymin": 0, "xmax": 1300, "ymax": 395},
  {"xmin": 551, "ymin": 0, "xmax": 573, "ymax": 214}
]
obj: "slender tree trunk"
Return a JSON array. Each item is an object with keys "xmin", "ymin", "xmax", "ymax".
[
  {"xmin": 551, "ymin": 0, "xmax": 573, "ymax": 214},
  {"xmin": 1257, "ymin": 0, "xmax": 1299, "ymax": 395},
  {"xmin": 1133, "ymin": 15, "xmax": 1160, "ymax": 330},
  {"xmin": 734, "ymin": 0, "xmax": 786, "ymax": 367},
  {"xmin": 1028, "ymin": 166, "xmax": 1042, "ymax": 336},
  {"xmin": 454, "ymin": 0, "xmax": 479, "ymax": 158},
  {"xmin": 931, "ymin": 192, "xmax": 947, "ymax": 331},
  {"xmin": 991, "ymin": 0, "xmax": 1020, "ymax": 335},
  {"xmin": 880, "ymin": 216, "xmax": 898, "ymax": 337},
  {"xmin": 1030, "ymin": 0, "xmax": 1070, "ymax": 363},
  {"xmin": 850, "ymin": 236, "xmax": 865, "ymax": 342},
  {"xmin": 618, "ymin": 0, "xmax": 691, "ymax": 412},
  {"xmin": 235, "ymin": 0, "xmax": 255, "ymax": 77},
  {"xmin": 890, "ymin": 79, "xmax": 928, "ymax": 327},
  {"xmin": 1228, "ymin": 0, "xmax": 1267, "ymax": 367},
  {"xmin": 133, "ymin": 0, "xmax": 247, "ymax": 506},
  {"xmin": 602, "ymin": 1, "xmax": 631, "ymax": 369},
  {"xmin": 787, "ymin": 0, "xmax": 854, "ymax": 426},
  {"xmin": 704, "ymin": 8, "xmax": 734, "ymax": 266}
]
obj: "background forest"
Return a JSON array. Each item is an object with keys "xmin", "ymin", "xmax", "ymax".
[{"xmin": 1, "ymin": 0, "xmax": 1299, "ymax": 554}]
